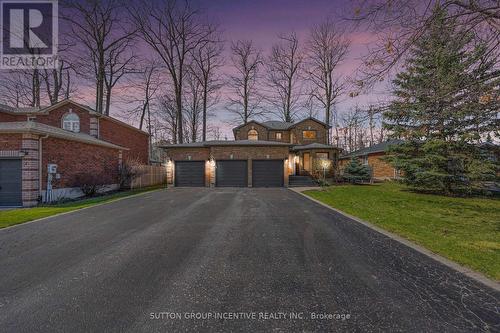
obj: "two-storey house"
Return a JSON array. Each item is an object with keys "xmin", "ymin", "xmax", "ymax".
[
  {"xmin": 0, "ymin": 99, "xmax": 149, "ymax": 207},
  {"xmin": 163, "ymin": 117, "xmax": 341, "ymax": 187}
]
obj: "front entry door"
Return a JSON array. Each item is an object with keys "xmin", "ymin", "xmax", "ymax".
[{"xmin": 303, "ymin": 153, "xmax": 311, "ymax": 173}]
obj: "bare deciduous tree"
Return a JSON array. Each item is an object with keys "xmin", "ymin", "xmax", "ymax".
[
  {"xmin": 63, "ymin": 0, "xmax": 136, "ymax": 114},
  {"xmin": 266, "ymin": 33, "xmax": 304, "ymax": 122},
  {"xmin": 190, "ymin": 27, "xmax": 224, "ymax": 141},
  {"xmin": 42, "ymin": 59, "xmax": 75, "ymax": 105},
  {"xmin": 130, "ymin": 0, "xmax": 214, "ymax": 143},
  {"xmin": 184, "ymin": 70, "xmax": 203, "ymax": 142},
  {"xmin": 226, "ymin": 40, "xmax": 264, "ymax": 124},
  {"xmin": 159, "ymin": 94, "xmax": 179, "ymax": 144},
  {"xmin": 306, "ymin": 20, "xmax": 350, "ymax": 143},
  {"xmin": 347, "ymin": 0, "xmax": 500, "ymax": 89}
]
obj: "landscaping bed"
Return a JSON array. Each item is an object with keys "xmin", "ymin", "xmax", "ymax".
[{"xmin": 305, "ymin": 182, "xmax": 500, "ymax": 280}]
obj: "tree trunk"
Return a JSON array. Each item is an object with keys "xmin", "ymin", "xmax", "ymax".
[{"xmin": 202, "ymin": 86, "xmax": 207, "ymax": 141}]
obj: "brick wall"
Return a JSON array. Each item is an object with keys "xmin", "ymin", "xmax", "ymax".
[
  {"xmin": 210, "ymin": 146, "xmax": 289, "ymax": 160},
  {"xmin": 166, "ymin": 145, "xmax": 290, "ymax": 187},
  {"xmin": 0, "ymin": 133, "xmax": 23, "ymax": 150},
  {"xmin": 98, "ymin": 117, "xmax": 149, "ymax": 164},
  {"xmin": 1, "ymin": 102, "xmax": 149, "ymax": 164},
  {"xmin": 22, "ymin": 134, "xmax": 40, "ymax": 206},
  {"xmin": 339, "ymin": 153, "xmax": 396, "ymax": 180},
  {"xmin": 290, "ymin": 119, "xmax": 328, "ymax": 145},
  {"xmin": 166, "ymin": 147, "xmax": 210, "ymax": 161},
  {"xmin": 41, "ymin": 137, "xmax": 120, "ymax": 189},
  {"xmin": 268, "ymin": 130, "xmax": 291, "ymax": 143},
  {"xmin": 234, "ymin": 122, "xmax": 268, "ymax": 140},
  {"xmin": 367, "ymin": 152, "xmax": 396, "ymax": 179},
  {"xmin": 37, "ymin": 105, "xmax": 92, "ymax": 134},
  {"xmin": 0, "ymin": 105, "xmax": 93, "ymax": 134}
]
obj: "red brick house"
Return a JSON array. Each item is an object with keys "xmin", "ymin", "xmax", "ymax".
[
  {"xmin": 338, "ymin": 140, "xmax": 403, "ymax": 181},
  {"xmin": 163, "ymin": 118, "xmax": 341, "ymax": 187},
  {"xmin": 0, "ymin": 99, "xmax": 149, "ymax": 207}
]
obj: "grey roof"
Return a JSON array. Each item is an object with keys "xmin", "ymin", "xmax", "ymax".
[
  {"xmin": 0, "ymin": 103, "xmax": 41, "ymax": 113},
  {"xmin": 232, "ymin": 117, "xmax": 330, "ymax": 133},
  {"xmin": 161, "ymin": 140, "xmax": 292, "ymax": 149},
  {"xmin": 340, "ymin": 140, "xmax": 403, "ymax": 159},
  {"xmin": 0, "ymin": 99, "xmax": 149, "ymax": 135},
  {"xmin": 261, "ymin": 121, "xmax": 295, "ymax": 130},
  {"xmin": 0, "ymin": 121, "xmax": 127, "ymax": 150},
  {"xmin": 292, "ymin": 143, "xmax": 340, "ymax": 151}
]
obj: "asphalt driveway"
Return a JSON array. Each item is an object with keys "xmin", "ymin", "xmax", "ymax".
[{"xmin": 0, "ymin": 188, "xmax": 498, "ymax": 332}]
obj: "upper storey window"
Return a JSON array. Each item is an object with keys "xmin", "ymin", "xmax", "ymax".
[
  {"xmin": 62, "ymin": 112, "xmax": 80, "ymax": 132},
  {"xmin": 302, "ymin": 130, "xmax": 316, "ymax": 140},
  {"xmin": 248, "ymin": 129, "xmax": 258, "ymax": 140},
  {"xmin": 276, "ymin": 132, "xmax": 282, "ymax": 140}
]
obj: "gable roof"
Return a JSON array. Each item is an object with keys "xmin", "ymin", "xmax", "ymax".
[
  {"xmin": 0, "ymin": 99, "xmax": 149, "ymax": 136},
  {"xmin": 0, "ymin": 121, "xmax": 128, "ymax": 150},
  {"xmin": 261, "ymin": 120, "xmax": 295, "ymax": 130},
  {"xmin": 232, "ymin": 117, "xmax": 329, "ymax": 134},
  {"xmin": 340, "ymin": 140, "xmax": 403, "ymax": 159}
]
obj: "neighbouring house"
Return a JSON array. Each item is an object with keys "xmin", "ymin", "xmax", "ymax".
[
  {"xmin": 338, "ymin": 140, "xmax": 403, "ymax": 181},
  {"xmin": 162, "ymin": 117, "xmax": 341, "ymax": 187},
  {"xmin": 0, "ymin": 99, "xmax": 149, "ymax": 207}
]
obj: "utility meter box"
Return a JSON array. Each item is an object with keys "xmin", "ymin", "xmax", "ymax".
[{"xmin": 47, "ymin": 164, "xmax": 57, "ymax": 174}]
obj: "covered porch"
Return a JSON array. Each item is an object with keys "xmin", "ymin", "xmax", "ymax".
[{"xmin": 289, "ymin": 143, "xmax": 341, "ymax": 178}]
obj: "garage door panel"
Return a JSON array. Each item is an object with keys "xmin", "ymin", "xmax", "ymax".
[
  {"xmin": 0, "ymin": 159, "xmax": 22, "ymax": 206},
  {"xmin": 216, "ymin": 160, "xmax": 247, "ymax": 187},
  {"xmin": 175, "ymin": 161, "xmax": 205, "ymax": 187},
  {"xmin": 252, "ymin": 160, "xmax": 284, "ymax": 187}
]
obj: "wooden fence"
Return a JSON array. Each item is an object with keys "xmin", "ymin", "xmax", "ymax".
[{"xmin": 131, "ymin": 165, "xmax": 167, "ymax": 189}]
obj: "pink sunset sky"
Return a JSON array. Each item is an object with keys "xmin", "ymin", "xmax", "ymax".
[{"xmin": 73, "ymin": 0, "xmax": 392, "ymax": 139}]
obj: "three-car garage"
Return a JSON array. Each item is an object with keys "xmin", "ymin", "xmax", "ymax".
[{"xmin": 167, "ymin": 141, "xmax": 290, "ymax": 188}]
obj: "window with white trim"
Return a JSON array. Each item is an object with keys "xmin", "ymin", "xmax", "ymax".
[
  {"xmin": 248, "ymin": 129, "xmax": 258, "ymax": 140},
  {"xmin": 62, "ymin": 112, "xmax": 80, "ymax": 132}
]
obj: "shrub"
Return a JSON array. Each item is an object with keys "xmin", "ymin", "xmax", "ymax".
[
  {"xmin": 73, "ymin": 173, "xmax": 107, "ymax": 197},
  {"xmin": 343, "ymin": 158, "xmax": 371, "ymax": 184}
]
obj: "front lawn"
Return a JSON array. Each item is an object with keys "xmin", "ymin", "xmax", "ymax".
[
  {"xmin": 0, "ymin": 185, "xmax": 166, "ymax": 229},
  {"xmin": 305, "ymin": 183, "xmax": 500, "ymax": 280}
]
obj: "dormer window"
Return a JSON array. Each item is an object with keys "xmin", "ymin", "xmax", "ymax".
[
  {"xmin": 248, "ymin": 129, "xmax": 258, "ymax": 141},
  {"xmin": 62, "ymin": 112, "xmax": 80, "ymax": 132}
]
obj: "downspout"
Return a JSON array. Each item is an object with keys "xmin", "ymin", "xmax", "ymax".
[{"xmin": 38, "ymin": 135, "xmax": 49, "ymax": 202}]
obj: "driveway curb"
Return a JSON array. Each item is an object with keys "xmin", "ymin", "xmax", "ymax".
[
  {"xmin": 289, "ymin": 187, "xmax": 500, "ymax": 292},
  {"xmin": 0, "ymin": 188, "xmax": 167, "ymax": 232}
]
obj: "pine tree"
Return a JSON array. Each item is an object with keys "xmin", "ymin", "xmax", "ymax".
[
  {"xmin": 343, "ymin": 158, "xmax": 371, "ymax": 184},
  {"xmin": 383, "ymin": 6, "xmax": 499, "ymax": 195}
]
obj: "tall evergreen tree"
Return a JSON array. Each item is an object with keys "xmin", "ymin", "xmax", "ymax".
[{"xmin": 384, "ymin": 6, "xmax": 499, "ymax": 195}]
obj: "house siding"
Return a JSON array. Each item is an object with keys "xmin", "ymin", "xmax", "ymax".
[
  {"xmin": 98, "ymin": 117, "xmax": 149, "ymax": 164},
  {"xmin": 166, "ymin": 145, "xmax": 290, "ymax": 187},
  {"xmin": 339, "ymin": 152, "xmax": 397, "ymax": 180},
  {"xmin": 290, "ymin": 119, "xmax": 328, "ymax": 144},
  {"xmin": 41, "ymin": 137, "xmax": 121, "ymax": 190},
  {"xmin": 234, "ymin": 122, "xmax": 268, "ymax": 141}
]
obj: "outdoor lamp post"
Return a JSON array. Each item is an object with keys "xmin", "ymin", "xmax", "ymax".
[{"xmin": 319, "ymin": 158, "xmax": 331, "ymax": 181}]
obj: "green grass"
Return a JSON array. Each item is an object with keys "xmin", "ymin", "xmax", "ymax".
[
  {"xmin": 0, "ymin": 185, "xmax": 166, "ymax": 229},
  {"xmin": 305, "ymin": 182, "xmax": 500, "ymax": 280}
]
